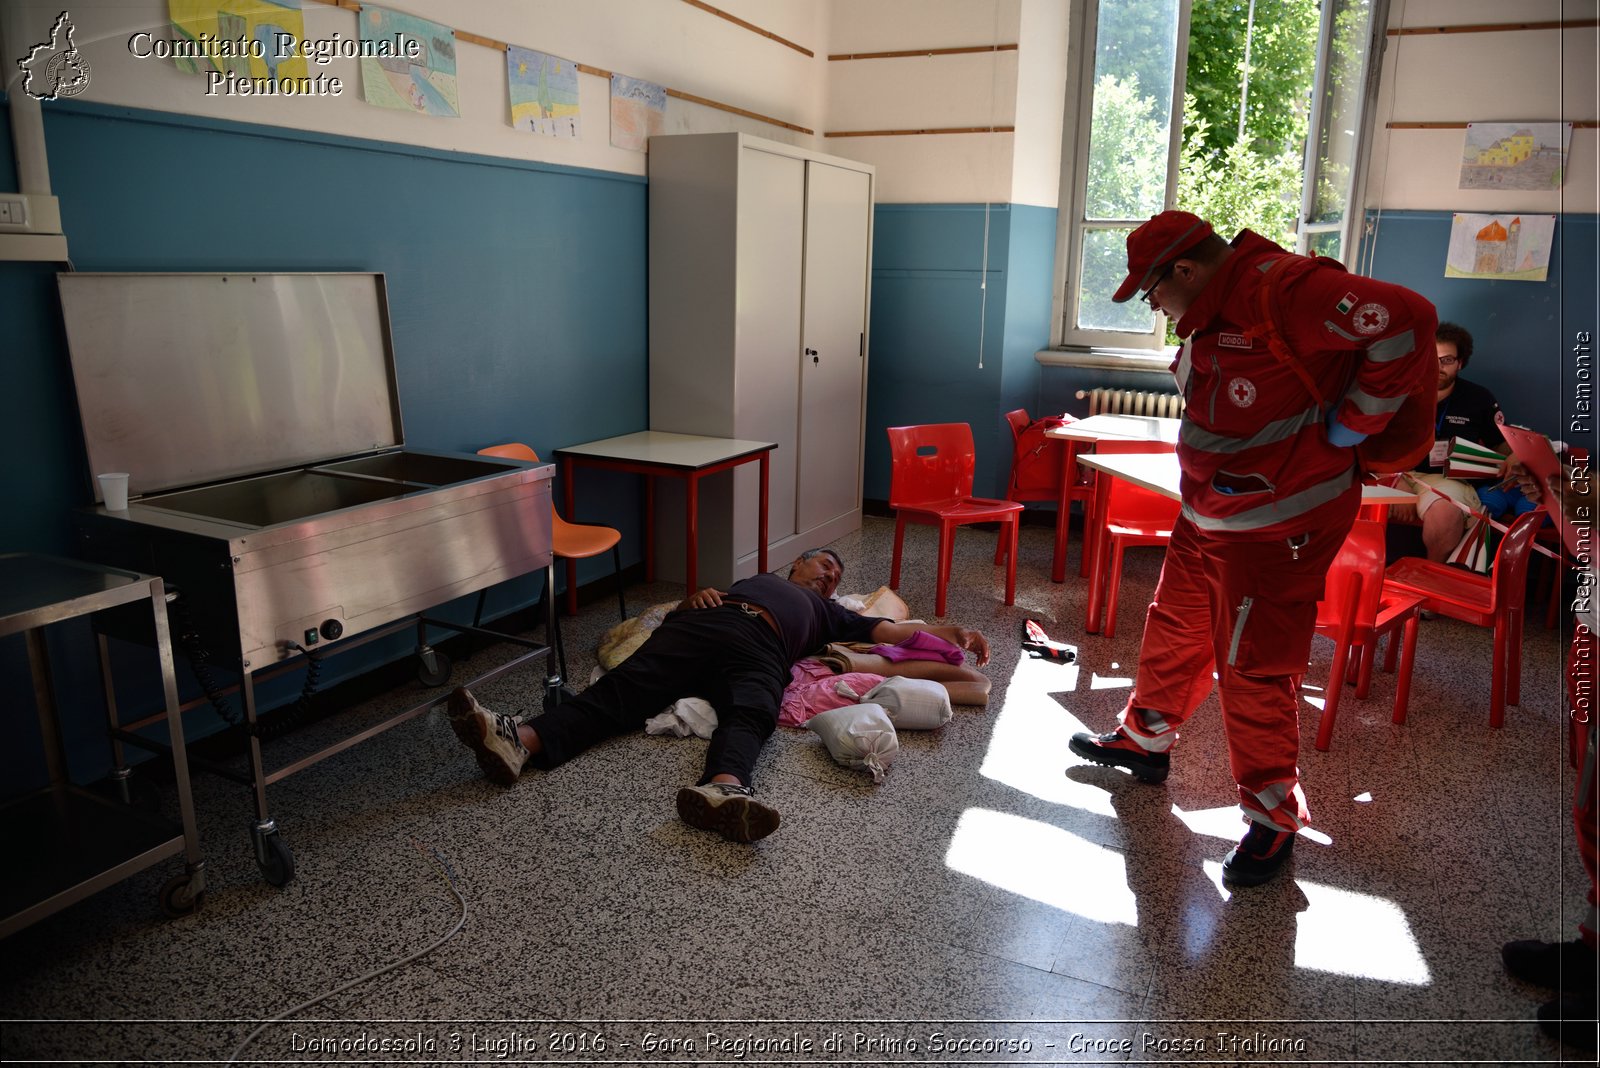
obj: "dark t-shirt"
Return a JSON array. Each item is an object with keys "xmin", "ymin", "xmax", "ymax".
[
  {"xmin": 1422, "ymin": 377, "xmax": 1503, "ymax": 473},
  {"xmin": 724, "ymin": 572, "xmax": 887, "ymax": 663}
]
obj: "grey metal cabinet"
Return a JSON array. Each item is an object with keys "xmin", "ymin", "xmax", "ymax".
[{"xmin": 648, "ymin": 132, "xmax": 874, "ymax": 587}]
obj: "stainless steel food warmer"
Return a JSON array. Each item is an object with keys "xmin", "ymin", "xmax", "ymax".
[{"xmin": 59, "ymin": 272, "xmax": 559, "ymax": 884}]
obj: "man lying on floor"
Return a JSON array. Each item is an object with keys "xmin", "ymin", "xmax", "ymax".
[{"xmin": 447, "ymin": 548, "xmax": 991, "ymax": 843}]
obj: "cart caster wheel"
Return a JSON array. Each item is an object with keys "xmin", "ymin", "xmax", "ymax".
[
  {"xmin": 417, "ymin": 649, "xmax": 453, "ymax": 688},
  {"xmin": 159, "ymin": 873, "xmax": 204, "ymax": 917},
  {"xmin": 258, "ymin": 834, "xmax": 295, "ymax": 887}
]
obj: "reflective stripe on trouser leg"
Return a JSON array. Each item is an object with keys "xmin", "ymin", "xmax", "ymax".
[
  {"xmin": 1120, "ymin": 517, "xmax": 1218, "ymax": 753},
  {"xmin": 1207, "ymin": 494, "xmax": 1358, "ymax": 832}
]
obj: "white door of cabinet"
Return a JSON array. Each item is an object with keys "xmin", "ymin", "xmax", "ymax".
[{"xmin": 796, "ymin": 162, "xmax": 871, "ymax": 532}]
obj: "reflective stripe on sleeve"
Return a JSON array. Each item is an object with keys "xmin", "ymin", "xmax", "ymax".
[
  {"xmin": 1364, "ymin": 329, "xmax": 1416, "ymax": 364},
  {"xmin": 1344, "ymin": 387, "xmax": 1408, "ymax": 415}
]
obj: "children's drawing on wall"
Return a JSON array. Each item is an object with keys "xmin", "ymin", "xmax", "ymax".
[
  {"xmin": 1458, "ymin": 122, "xmax": 1571, "ymax": 191},
  {"xmin": 167, "ymin": 0, "xmax": 309, "ymax": 82},
  {"xmin": 1444, "ymin": 213, "xmax": 1556, "ymax": 281},
  {"xmin": 609, "ymin": 74, "xmax": 665, "ymax": 152},
  {"xmin": 508, "ymin": 47, "xmax": 580, "ymax": 138},
  {"xmin": 359, "ymin": 4, "xmax": 458, "ymax": 118}
]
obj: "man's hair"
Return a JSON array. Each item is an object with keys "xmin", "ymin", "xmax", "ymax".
[
  {"xmin": 1436, "ymin": 321, "xmax": 1474, "ymax": 368},
  {"xmin": 1180, "ymin": 232, "xmax": 1233, "ymax": 266},
  {"xmin": 798, "ymin": 547, "xmax": 844, "ymax": 575}
]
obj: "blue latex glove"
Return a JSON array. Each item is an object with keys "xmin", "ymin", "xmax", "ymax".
[{"xmin": 1326, "ymin": 410, "xmax": 1368, "ymax": 447}]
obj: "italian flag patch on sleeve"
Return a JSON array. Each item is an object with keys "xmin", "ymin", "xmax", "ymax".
[{"xmin": 1336, "ymin": 293, "xmax": 1357, "ymax": 315}]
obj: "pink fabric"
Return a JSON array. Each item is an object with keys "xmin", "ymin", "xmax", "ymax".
[
  {"xmin": 870, "ymin": 630, "xmax": 965, "ymax": 665},
  {"xmin": 779, "ymin": 659, "xmax": 886, "ymax": 728}
]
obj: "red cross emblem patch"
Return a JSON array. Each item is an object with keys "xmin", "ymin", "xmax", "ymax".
[
  {"xmin": 1227, "ymin": 376, "xmax": 1257, "ymax": 408},
  {"xmin": 1352, "ymin": 302, "xmax": 1390, "ymax": 336}
]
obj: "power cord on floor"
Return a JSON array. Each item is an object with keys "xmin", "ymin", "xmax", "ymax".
[{"xmin": 227, "ymin": 841, "xmax": 467, "ymax": 1063}]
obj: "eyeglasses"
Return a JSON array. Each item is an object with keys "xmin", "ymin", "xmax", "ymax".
[
  {"xmin": 1438, "ymin": 356, "xmax": 1460, "ymax": 367},
  {"xmin": 1140, "ymin": 264, "xmax": 1176, "ymax": 307}
]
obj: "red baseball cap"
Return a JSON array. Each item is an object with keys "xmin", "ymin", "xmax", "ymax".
[{"xmin": 1111, "ymin": 210, "xmax": 1216, "ymax": 303}]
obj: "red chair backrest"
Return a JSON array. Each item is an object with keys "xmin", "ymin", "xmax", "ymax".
[
  {"xmin": 1317, "ymin": 520, "xmax": 1386, "ymax": 630},
  {"xmin": 1004, "ymin": 408, "xmax": 1032, "ymax": 446},
  {"xmin": 883, "ymin": 422, "xmax": 979, "ymax": 508},
  {"xmin": 1490, "ymin": 509, "xmax": 1544, "ymax": 610},
  {"xmin": 1093, "ymin": 437, "xmax": 1180, "ymax": 528},
  {"xmin": 887, "ymin": 423, "xmax": 976, "ymax": 508}
]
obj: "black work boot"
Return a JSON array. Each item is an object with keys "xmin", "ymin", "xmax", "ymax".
[
  {"xmin": 1221, "ymin": 821, "xmax": 1296, "ymax": 886},
  {"xmin": 1068, "ymin": 730, "xmax": 1170, "ymax": 784}
]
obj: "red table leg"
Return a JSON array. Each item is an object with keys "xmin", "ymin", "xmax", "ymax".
[
  {"xmin": 1052, "ymin": 444, "xmax": 1075, "ymax": 583},
  {"xmin": 758, "ymin": 450, "xmax": 770, "ymax": 576},
  {"xmin": 685, "ymin": 472, "xmax": 699, "ymax": 595},
  {"xmin": 1084, "ymin": 474, "xmax": 1112, "ymax": 633}
]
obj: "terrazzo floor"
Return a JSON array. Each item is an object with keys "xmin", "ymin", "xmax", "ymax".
[{"xmin": 1, "ymin": 514, "xmax": 1592, "ymax": 1065}]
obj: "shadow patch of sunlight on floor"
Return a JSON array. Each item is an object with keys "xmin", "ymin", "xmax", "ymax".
[
  {"xmin": 1171, "ymin": 804, "xmax": 1249, "ymax": 842},
  {"xmin": 981, "ymin": 654, "xmax": 1114, "ymax": 816},
  {"xmin": 945, "ymin": 807, "xmax": 1137, "ymax": 925},
  {"xmin": 1294, "ymin": 880, "xmax": 1431, "ymax": 984}
]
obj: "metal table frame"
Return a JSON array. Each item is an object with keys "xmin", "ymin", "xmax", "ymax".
[{"xmin": 0, "ymin": 553, "xmax": 204, "ymax": 936}]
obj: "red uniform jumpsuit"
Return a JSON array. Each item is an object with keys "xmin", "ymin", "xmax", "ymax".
[{"xmin": 1116, "ymin": 231, "xmax": 1438, "ymax": 831}]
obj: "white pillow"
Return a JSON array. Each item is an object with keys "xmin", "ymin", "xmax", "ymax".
[
  {"xmin": 835, "ymin": 676, "xmax": 953, "ymax": 730},
  {"xmin": 806, "ymin": 702, "xmax": 898, "ymax": 783}
]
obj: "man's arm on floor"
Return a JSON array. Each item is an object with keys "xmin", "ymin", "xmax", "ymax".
[{"xmin": 868, "ymin": 619, "xmax": 991, "ymax": 666}]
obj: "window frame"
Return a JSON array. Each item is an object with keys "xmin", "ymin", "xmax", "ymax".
[{"xmin": 1048, "ymin": 0, "xmax": 1391, "ymax": 355}]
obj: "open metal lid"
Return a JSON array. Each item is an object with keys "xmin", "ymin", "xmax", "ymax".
[{"xmin": 58, "ymin": 272, "xmax": 403, "ymax": 500}]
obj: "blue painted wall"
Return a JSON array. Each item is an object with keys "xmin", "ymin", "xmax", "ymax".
[
  {"xmin": 0, "ymin": 99, "xmax": 650, "ymax": 788},
  {"xmin": 865, "ymin": 203, "xmax": 1057, "ymax": 501}
]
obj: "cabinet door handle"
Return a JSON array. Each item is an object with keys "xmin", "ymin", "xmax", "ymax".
[{"xmin": 805, "ymin": 348, "xmax": 819, "ymax": 363}]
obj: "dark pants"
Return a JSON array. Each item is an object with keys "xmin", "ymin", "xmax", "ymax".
[{"xmin": 525, "ymin": 606, "xmax": 790, "ymax": 786}]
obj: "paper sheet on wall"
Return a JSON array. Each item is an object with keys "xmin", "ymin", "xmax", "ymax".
[
  {"xmin": 167, "ymin": 0, "xmax": 309, "ymax": 81},
  {"xmin": 1444, "ymin": 214, "xmax": 1555, "ymax": 282},
  {"xmin": 507, "ymin": 47, "xmax": 580, "ymax": 138},
  {"xmin": 609, "ymin": 74, "xmax": 665, "ymax": 152},
  {"xmin": 1459, "ymin": 123, "xmax": 1572, "ymax": 191},
  {"xmin": 359, "ymin": 4, "xmax": 458, "ymax": 118}
]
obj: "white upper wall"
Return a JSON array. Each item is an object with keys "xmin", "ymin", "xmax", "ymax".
[
  {"xmin": 1365, "ymin": 0, "xmax": 1598, "ymax": 213},
  {"xmin": 824, "ymin": 0, "xmax": 1027, "ymax": 204},
  {"xmin": 2, "ymin": 0, "xmax": 830, "ymax": 174}
]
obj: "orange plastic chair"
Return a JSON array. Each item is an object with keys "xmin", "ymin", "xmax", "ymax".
[
  {"xmin": 477, "ymin": 444, "xmax": 627, "ymax": 622},
  {"xmin": 1310, "ymin": 520, "xmax": 1425, "ymax": 750},
  {"xmin": 1091, "ymin": 438, "xmax": 1180, "ymax": 638},
  {"xmin": 887, "ymin": 423, "xmax": 1023, "ymax": 618},
  {"xmin": 1383, "ymin": 509, "xmax": 1543, "ymax": 728}
]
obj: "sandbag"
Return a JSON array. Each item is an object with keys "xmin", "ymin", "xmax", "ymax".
[
  {"xmin": 806, "ymin": 702, "xmax": 898, "ymax": 782},
  {"xmin": 835, "ymin": 676, "xmax": 953, "ymax": 730}
]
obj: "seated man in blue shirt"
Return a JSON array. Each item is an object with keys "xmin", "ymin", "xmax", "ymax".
[{"xmin": 447, "ymin": 548, "xmax": 990, "ymax": 843}]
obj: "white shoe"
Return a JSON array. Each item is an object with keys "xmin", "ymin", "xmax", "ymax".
[
  {"xmin": 675, "ymin": 783, "xmax": 780, "ymax": 843},
  {"xmin": 447, "ymin": 687, "xmax": 528, "ymax": 784}
]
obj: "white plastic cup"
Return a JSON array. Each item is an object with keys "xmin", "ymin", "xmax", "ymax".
[{"xmin": 98, "ymin": 472, "xmax": 130, "ymax": 511}]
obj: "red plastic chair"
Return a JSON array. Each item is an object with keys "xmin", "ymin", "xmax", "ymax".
[
  {"xmin": 1000, "ymin": 408, "xmax": 1096, "ymax": 571},
  {"xmin": 1311, "ymin": 520, "xmax": 1425, "ymax": 750},
  {"xmin": 1383, "ymin": 509, "xmax": 1544, "ymax": 728},
  {"xmin": 1091, "ymin": 438, "xmax": 1180, "ymax": 638},
  {"xmin": 887, "ymin": 423, "xmax": 1023, "ymax": 618}
]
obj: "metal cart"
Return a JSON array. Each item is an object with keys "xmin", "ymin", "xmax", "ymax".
[{"xmin": 0, "ymin": 553, "xmax": 205, "ymax": 936}]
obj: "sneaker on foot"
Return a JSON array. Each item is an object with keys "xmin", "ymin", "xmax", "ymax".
[
  {"xmin": 446, "ymin": 687, "xmax": 528, "ymax": 785},
  {"xmin": 1221, "ymin": 821, "xmax": 1296, "ymax": 887},
  {"xmin": 1503, "ymin": 937, "xmax": 1598, "ymax": 991},
  {"xmin": 1537, "ymin": 992, "xmax": 1599, "ymax": 1051},
  {"xmin": 676, "ymin": 782, "xmax": 780, "ymax": 843},
  {"xmin": 1068, "ymin": 730, "xmax": 1169, "ymax": 783}
]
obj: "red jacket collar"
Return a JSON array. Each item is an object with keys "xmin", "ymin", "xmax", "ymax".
[{"xmin": 1173, "ymin": 230, "xmax": 1291, "ymax": 339}]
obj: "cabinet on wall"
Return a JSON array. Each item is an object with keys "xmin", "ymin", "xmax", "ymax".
[{"xmin": 648, "ymin": 132, "xmax": 874, "ymax": 587}]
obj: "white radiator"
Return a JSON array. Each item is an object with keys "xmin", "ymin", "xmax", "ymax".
[{"xmin": 1075, "ymin": 387, "xmax": 1186, "ymax": 419}]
